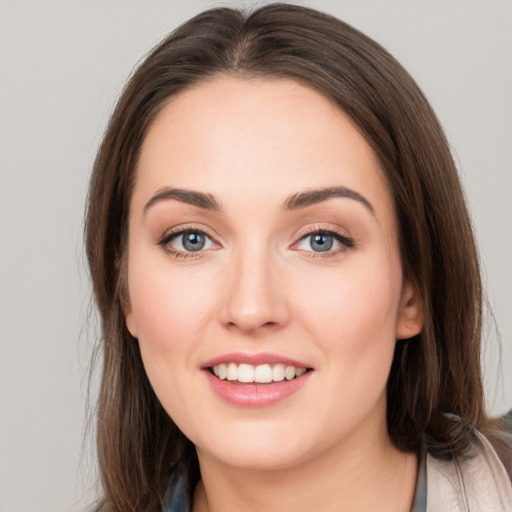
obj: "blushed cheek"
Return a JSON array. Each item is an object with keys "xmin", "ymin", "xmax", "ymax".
[
  {"xmin": 128, "ymin": 272, "xmax": 203, "ymax": 413},
  {"xmin": 128, "ymin": 262, "xmax": 217, "ymax": 355},
  {"xmin": 295, "ymin": 267, "xmax": 400, "ymax": 355}
]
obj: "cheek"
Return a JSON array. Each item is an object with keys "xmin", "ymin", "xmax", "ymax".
[
  {"xmin": 293, "ymin": 259, "xmax": 401, "ymax": 373},
  {"xmin": 299, "ymin": 265, "xmax": 399, "ymax": 335},
  {"xmin": 128, "ymin": 257, "xmax": 216, "ymax": 348},
  {"xmin": 126, "ymin": 256, "xmax": 219, "ymax": 426},
  {"xmin": 126, "ymin": 256, "xmax": 219, "ymax": 411}
]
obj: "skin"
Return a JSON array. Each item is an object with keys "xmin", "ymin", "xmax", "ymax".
[{"xmin": 124, "ymin": 77, "xmax": 423, "ymax": 511}]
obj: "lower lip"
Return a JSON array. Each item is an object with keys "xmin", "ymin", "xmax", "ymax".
[{"xmin": 204, "ymin": 370, "xmax": 312, "ymax": 407}]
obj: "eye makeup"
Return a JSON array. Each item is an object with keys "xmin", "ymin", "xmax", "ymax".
[
  {"xmin": 292, "ymin": 226, "xmax": 355, "ymax": 258},
  {"xmin": 157, "ymin": 225, "xmax": 218, "ymax": 259},
  {"xmin": 156, "ymin": 223, "xmax": 355, "ymax": 260}
]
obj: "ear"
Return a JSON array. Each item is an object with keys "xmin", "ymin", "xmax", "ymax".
[
  {"xmin": 122, "ymin": 298, "xmax": 138, "ymax": 338},
  {"xmin": 117, "ymin": 253, "xmax": 138, "ymax": 338},
  {"xmin": 396, "ymin": 278, "xmax": 423, "ymax": 340}
]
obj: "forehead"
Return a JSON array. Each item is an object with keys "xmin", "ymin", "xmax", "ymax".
[{"xmin": 134, "ymin": 76, "xmax": 392, "ymax": 218}]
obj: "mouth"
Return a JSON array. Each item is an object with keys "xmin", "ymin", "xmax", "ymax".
[
  {"xmin": 208, "ymin": 363, "xmax": 309, "ymax": 384},
  {"xmin": 202, "ymin": 354, "xmax": 313, "ymax": 407}
]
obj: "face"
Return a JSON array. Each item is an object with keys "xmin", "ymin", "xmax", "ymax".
[{"xmin": 124, "ymin": 77, "xmax": 422, "ymax": 470}]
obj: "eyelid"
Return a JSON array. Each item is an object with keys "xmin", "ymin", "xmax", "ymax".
[
  {"xmin": 157, "ymin": 224, "xmax": 220, "ymax": 258},
  {"xmin": 291, "ymin": 225, "xmax": 355, "ymax": 255},
  {"xmin": 157, "ymin": 223, "xmax": 354, "ymax": 259}
]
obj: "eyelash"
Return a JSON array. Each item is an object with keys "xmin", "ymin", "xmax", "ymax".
[
  {"xmin": 293, "ymin": 227, "xmax": 355, "ymax": 258},
  {"xmin": 157, "ymin": 225, "xmax": 214, "ymax": 260},
  {"xmin": 157, "ymin": 225, "xmax": 355, "ymax": 260}
]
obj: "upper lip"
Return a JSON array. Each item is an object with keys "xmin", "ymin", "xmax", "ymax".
[{"xmin": 201, "ymin": 352, "xmax": 312, "ymax": 369}]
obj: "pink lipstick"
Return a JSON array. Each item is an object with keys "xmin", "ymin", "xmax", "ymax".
[{"xmin": 202, "ymin": 352, "xmax": 313, "ymax": 407}]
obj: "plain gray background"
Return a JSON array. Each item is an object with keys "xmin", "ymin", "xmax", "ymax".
[{"xmin": 0, "ymin": 1, "xmax": 510, "ymax": 510}]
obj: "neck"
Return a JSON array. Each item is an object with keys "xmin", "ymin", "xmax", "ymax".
[{"xmin": 192, "ymin": 418, "xmax": 418, "ymax": 512}]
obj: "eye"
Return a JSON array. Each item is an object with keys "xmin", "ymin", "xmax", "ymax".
[
  {"xmin": 159, "ymin": 228, "xmax": 216, "ymax": 257},
  {"xmin": 294, "ymin": 229, "xmax": 354, "ymax": 255},
  {"xmin": 302, "ymin": 233, "xmax": 335, "ymax": 252}
]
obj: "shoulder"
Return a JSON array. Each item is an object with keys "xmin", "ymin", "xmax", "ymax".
[{"xmin": 426, "ymin": 423, "xmax": 512, "ymax": 512}]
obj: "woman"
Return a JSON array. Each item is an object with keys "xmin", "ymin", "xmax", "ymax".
[{"xmin": 85, "ymin": 4, "xmax": 512, "ymax": 511}]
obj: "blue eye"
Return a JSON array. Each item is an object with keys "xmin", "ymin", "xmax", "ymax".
[
  {"xmin": 295, "ymin": 230, "xmax": 354, "ymax": 254},
  {"xmin": 160, "ymin": 229, "xmax": 215, "ymax": 256},
  {"xmin": 309, "ymin": 233, "xmax": 334, "ymax": 252},
  {"xmin": 181, "ymin": 232, "xmax": 206, "ymax": 251}
]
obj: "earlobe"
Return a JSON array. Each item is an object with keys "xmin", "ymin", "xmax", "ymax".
[
  {"xmin": 118, "ymin": 254, "xmax": 138, "ymax": 338},
  {"xmin": 396, "ymin": 279, "xmax": 423, "ymax": 340},
  {"xmin": 122, "ymin": 299, "xmax": 138, "ymax": 338}
]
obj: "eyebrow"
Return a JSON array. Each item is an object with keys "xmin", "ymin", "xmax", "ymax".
[
  {"xmin": 144, "ymin": 187, "xmax": 223, "ymax": 214},
  {"xmin": 144, "ymin": 185, "xmax": 374, "ymax": 216},
  {"xmin": 282, "ymin": 186, "xmax": 375, "ymax": 215}
]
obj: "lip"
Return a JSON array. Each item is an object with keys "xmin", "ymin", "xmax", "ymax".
[
  {"xmin": 204, "ymin": 371, "xmax": 312, "ymax": 407},
  {"xmin": 201, "ymin": 352, "xmax": 310, "ymax": 369},
  {"xmin": 202, "ymin": 352, "xmax": 313, "ymax": 408}
]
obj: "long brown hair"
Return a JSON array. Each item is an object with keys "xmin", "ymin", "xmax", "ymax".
[{"xmin": 85, "ymin": 4, "xmax": 505, "ymax": 510}]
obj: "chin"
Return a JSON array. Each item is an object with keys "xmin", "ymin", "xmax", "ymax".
[
  {"xmin": 200, "ymin": 443, "xmax": 308, "ymax": 472},
  {"xmin": 191, "ymin": 419, "xmax": 335, "ymax": 473}
]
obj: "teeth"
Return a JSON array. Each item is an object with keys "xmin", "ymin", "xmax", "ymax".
[
  {"xmin": 218, "ymin": 363, "xmax": 227, "ymax": 380},
  {"xmin": 211, "ymin": 363, "xmax": 307, "ymax": 383},
  {"xmin": 227, "ymin": 362, "xmax": 238, "ymax": 381},
  {"xmin": 238, "ymin": 364, "xmax": 254, "ymax": 383},
  {"xmin": 284, "ymin": 365, "xmax": 296, "ymax": 380},
  {"xmin": 254, "ymin": 364, "xmax": 272, "ymax": 383},
  {"xmin": 272, "ymin": 364, "xmax": 285, "ymax": 382},
  {"xmin": 295, "ymin": 367, "xmax": 306, "ymax": 377}
]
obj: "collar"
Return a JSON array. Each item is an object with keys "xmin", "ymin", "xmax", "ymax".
[
  {"xmin": 163, "ymin": 432, "xmax": 512, "ymax": 512},
  {"xmin": 163, "ymin": 451, "xmax": 428, "ymax": 512}
]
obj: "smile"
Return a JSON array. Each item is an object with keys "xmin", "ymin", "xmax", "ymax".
[
  {"xmin": 211, "ymin": 363, "xmax": 307, "ymax": 383},
  {"xmin": 202, "ymin": 353, "xmax": 313, "ymax": 407}
]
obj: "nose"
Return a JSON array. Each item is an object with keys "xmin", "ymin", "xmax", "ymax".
[{"xmin": 219, "ymin": 244, "xmax": 290, "ymax": 334}]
